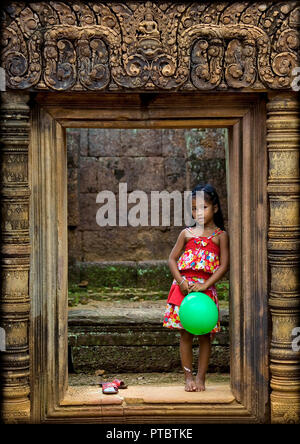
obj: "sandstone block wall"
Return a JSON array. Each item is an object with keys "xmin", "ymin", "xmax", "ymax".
[{"xmin": 67, "ymin": 128, "xmax": 228, "ymax": 263}]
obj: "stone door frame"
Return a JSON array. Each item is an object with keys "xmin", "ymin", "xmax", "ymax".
[
  {"xmin": 1, "ymin": 0, "xmax": 299, "ymax": 425},
  {"xmin": 26, "ymin": 91, "xmax": 268, "ymax": 423}
]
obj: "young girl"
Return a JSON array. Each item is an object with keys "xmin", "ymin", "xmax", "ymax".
[{"xmin": 163, "ymin": 184, "xmax": 229, "ymax": 392}]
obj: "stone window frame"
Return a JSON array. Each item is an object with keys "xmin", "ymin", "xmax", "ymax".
[{"xmin": 28, "ymin": 91, "xmax": 269, "ymax": 423}]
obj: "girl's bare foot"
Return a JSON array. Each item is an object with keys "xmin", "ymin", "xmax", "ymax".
[
  {"xmin": 185, "ymin": 374, "xmax": 196, "ymax": 392},
  {"xmin": 195, "ymin": 374, "xmax": 206, "ymax": 391}
]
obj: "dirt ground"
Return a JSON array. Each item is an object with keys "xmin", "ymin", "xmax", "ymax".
[{"xmin": 68, "ymin": 372, "xmax": 230, "ymax": 387}]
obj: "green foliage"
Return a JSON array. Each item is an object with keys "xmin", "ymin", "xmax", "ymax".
[
  {"xmin": 68, "ymin": 279, "xmax": 230, "ymax": 307},
  {"xmin": 68, "ymin": 283, "xmax": 169, "ymax": 307},
  {"xmin": 215, "ymin": 280, "xmax": 230, "ymax": 301}
]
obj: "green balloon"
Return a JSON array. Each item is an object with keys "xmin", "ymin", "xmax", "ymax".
[{"xmin": 179, "ymin": 292, "xmax": 218, "ymax": 335}]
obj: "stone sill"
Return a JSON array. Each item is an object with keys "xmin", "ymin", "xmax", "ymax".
[{"xmin": 61, "ymin": 382, "xmax": 235, "ymax": 406}]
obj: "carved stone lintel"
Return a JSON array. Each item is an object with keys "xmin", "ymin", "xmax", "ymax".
[
  {"xmin": 1, "ymin": 2, "xmax": 299, "ymax": 92},
  {"xmin": 0, "ymin": 91, "xmax": 31, "ymax": 423},
  {"xmin": 267, "ymin": 92, "xmax": 300, "ymax": 424}
]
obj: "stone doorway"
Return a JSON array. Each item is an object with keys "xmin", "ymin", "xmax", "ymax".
[
  {"xmin": 1, "ymin": 1, "xmax": 299, "ymax": 424},
  {"xmin": 26, "ymin": 91, "xmax": 269, "ymax": 422},
  {"xmin": 66, "ymin": 126, "xmax": 230, "ymax": 386}
]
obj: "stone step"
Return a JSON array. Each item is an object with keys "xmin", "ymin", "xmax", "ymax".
[
  {"xmin": 68, "ymin": 303, "xmax": 229, "ymax": 374},
  {"xmin": 68, "ymin": 306, "xmax": 229, "ymax": 327}
]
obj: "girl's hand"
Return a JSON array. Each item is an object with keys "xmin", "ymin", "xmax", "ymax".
[
  {"xmin": 179, "ymin": 280, "xmax": 190, "ymax": 296},
  {"xmin": 188, "ymin": 282, "xmax": 208, "ymax": 293}
]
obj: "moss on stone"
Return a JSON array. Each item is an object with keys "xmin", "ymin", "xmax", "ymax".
[
  {"xmin": 136, "ymin": 263, "xmax": 172, "ymax": 289},
  {"xmin": 68, "ymin": 262, "xmax": 230, "ymax": 307},
  {"xmin": 71, "ymin": 344, "xmax": 229, "ymax": 373},
  {"xmin": 70, "ymin": 261, "xmax": 173, "ymax": 290},
  {"xmin": 79, "ymin": 263, "xmax": 138, "ymax": 287}
]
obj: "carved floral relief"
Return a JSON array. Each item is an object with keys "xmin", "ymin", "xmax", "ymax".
[{"xmin": 1, "ymin": 1, "xmax": 299, "ymax": 91}]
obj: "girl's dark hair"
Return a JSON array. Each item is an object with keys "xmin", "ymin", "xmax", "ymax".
[{"xmin": 191, "ymin": 183, "xmax": 225, "ymax": 231}]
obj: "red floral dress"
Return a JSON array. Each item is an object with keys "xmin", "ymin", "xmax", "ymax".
[{"xmin": 163, "ymin": 227, "xmax": 224, "ymax": 335}]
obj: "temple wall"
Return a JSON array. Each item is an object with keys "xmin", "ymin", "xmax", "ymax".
[{"xmin": 67, "ymin": 128, "xmax": 228, "ymax": 262}]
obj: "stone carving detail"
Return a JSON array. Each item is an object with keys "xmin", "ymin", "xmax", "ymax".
[
  {"xmin": 267, "ymin": 93, "xmax": 300, "ymax": 424},
  {"xmin": 43, "ymin": 26, "xmax": 112, "ymax": 90},
  {"xmin": 0, "ymin": 92, "xmax": 31, "ymax": 423},
  {"xmin": 1, "ymin": 1, "xmax": 299, "ymax": 91}
]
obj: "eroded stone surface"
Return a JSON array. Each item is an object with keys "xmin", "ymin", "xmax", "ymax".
[
  {"xmin": 68, "ymin": 303, "xmax": 229, "ymax": 373},
  {"xmin": 66, "ymin": 128, "xmax": 228, "ymax": 263},
  {"xmin": 61, "ymin": 382, "xmax": 235, "ymax": 406}
]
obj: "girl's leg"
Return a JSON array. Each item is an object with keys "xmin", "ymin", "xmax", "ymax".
[
  {"xmin": 180, "ymin": 330, "xmax": 196, "ymax": 392},
  {"xmin": 196, "ymin": 333, "xmax": 211, "ymax": 391}
]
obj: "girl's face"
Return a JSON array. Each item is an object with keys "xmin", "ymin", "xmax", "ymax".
[{"xmin": 192, "ymin": 198, "xmax": 218, "ymax": 225}]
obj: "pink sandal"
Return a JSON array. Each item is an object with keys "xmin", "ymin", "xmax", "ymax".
[
  {"xmin": 112, "ymin": 379, "xmax": 128, "ymax": 389},
  {"xmin": 101, "ymin": 382, "xmax": 118, "ymax": 394}
]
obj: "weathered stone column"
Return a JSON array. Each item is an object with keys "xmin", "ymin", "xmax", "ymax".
[
  {"xmin": 267, "ymin": 92, "xmax": 300, "ymax": 423},
  {"xmin": 0, "ymin": 92, "xmax": 31, "ymax": 423}
]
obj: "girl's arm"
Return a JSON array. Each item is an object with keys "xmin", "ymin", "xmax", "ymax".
[
  {"xmin": 168, "ymin": 229, "xmax": 187, "ymax": 284},
  {"xmin": 201, "ymin": 231, "xmax": 230, "ymax": 290}
]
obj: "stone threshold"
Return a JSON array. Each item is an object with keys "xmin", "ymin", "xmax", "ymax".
[{"xmin": 61, "ymin": 382, "xmax": 235, "ymax": 406}]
